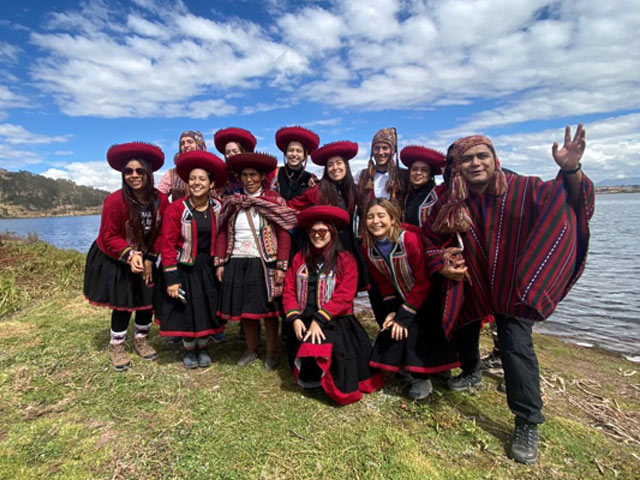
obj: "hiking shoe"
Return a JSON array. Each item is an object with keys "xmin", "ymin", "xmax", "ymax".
[
  {"xmin": 183, "ymin": 351, "xmax": 198, "ymax": 369},
  {"xmin": 510, "ymin": 421, "xmax": 539, "ymax": 464},
  {"xmin": 133, "ymin": 336, "xmax": 158, "ymax": 360},
  {"xmin": 447, "ymin": 369, "xmax": 483, "ymax": 391},
  {"xmin": 197, "ymin": 349, "xmax": 212, "ymax": 368},
  {"xmin": 237, "ymin": 351, "xmax": 258, "ymax": 367},
  {"xmin": 108, "ymin": 343, "xmax": 131, "ymax": 372},
  {"xmin": 211, "ymin": 332, "xmax": 228, "ymax": 343},
  {"xmin": 264, "ymin": 355, "xmax": 279, "ymax": 371},
  {"xmin": 407, "ymin": 377, "xmax": 433, "ymax": 400},
  {"xmin": 482, "ymin": 351, "xmax": 503, "ymax": 372}
]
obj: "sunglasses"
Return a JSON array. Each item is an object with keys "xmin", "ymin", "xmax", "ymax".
[
  {"xmin": 123, "ymin": 167, "xmax": 147, "ymax": 176},
  {"xmin": 308, "ymin": 228, "xmax": 330, "ymax": 239}
]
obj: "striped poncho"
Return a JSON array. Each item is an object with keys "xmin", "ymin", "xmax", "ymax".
[{"xmin": 423, "ymin": 172, "xmax": 594, "ymax": 338}]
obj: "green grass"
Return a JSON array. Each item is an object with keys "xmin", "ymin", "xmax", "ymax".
[{"xmin": 1, "ymin": 236, "xmax": 639, "ymax": 479}]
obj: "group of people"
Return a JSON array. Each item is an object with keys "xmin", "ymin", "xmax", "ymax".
[{"xmin": 83, "ymin": 124, "xmax": 593, "ymax": 465}]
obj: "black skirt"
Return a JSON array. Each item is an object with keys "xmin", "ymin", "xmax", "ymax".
[
  {"xmin": 83, "ymin": 241, "xmax": 154, "ymax": 312},
  {"xmin": 154, "ymin": 259, "xmax": 224, "ymax": 338},
  {"xmin": 216, "ymin": 257, "xmax": 280, "ymax": 322},
  {"xmin": 285, "ymin": 314, "xmax": 384, "ymax": 405},
  {"xmin": 369, "ymin": 295, "xmax": 460, "ymax": 374}
]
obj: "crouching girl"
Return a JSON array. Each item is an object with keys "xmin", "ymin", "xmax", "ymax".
[
  {"xmin": 283, "ymin": 206, "xmax": 383, "ymax": 405},
  {"xmin": 363, "ymin": 199, "xmax": 459, "ymax": 399}
]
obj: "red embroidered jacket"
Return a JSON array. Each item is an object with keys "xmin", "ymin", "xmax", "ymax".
[
  {"xmin": 160, "ymin": 196, "xmax": 221, "ymax": 286},
  {"xmin": 283, "ymin": 251, "xmax": 357, "ymax": 324},
  {"xmin": 422, "ymin": 172, "xmax": 595, "ymax": 337},
  {"xmin": 363, "ymin": 226, "xmax": 431, "ymax": 327},
  {"xmin": 95, "ymin": 189, "xmax": 169, "ymax": 262},
  {"xmin": 214, "ymin": 189, "xmax": 291, "ymax": 270}
]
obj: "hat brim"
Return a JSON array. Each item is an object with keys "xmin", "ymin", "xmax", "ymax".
[
  {"xmin": 176, "ymin": 151, "xmax": 227, "ymax": 185},
  {"xmin": 297, "ymin": 205, "xmax": 350, "ymax": 230},
  {"xmin": 311, "ymin": 141, "xmax": 358, "ymax": 166},
  {"xmin": 214, "ymin": 128, "xmax": 257, "ymax": 155},
  {"xmin": 107, "ymin": 142, "xmax": 164, "ymax": 172},
  {"xmin": 227, "ymin": 152, "xmax": 277, "ymax": 175},
  {"xmin": 275, "ymin": 127, "xmax": 320, "ymax": 154},
  {"xmin": 400, "ymin": 146, "xmax": 445, "ymax": 174}
]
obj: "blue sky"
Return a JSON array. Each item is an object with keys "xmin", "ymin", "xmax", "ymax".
[{"xmin": 0, "ymin": 0, "xmax": 638, "ymax": 191}]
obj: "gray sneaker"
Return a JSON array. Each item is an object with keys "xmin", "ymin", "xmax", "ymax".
[
  {"xmin": 236, "ymin": 351, "xmax": 258, "ymax": 367},
  {"xmin": 197, "ymin": 349, "xmax": 212, "ymax": 368},
  {"xmin": 510, "ymin": 421, "xmax": 539, "ymax": 464},
  {"xmin": 407, "ymin": 377, "xmax": 433, "ymax": 400},
  {"xmin": 447, "ymin": 370, "xmax": 483, "ymax": 391},
  {"xmin": 183, "ymin": 351, "xmax": 198, "ymax": 369}
]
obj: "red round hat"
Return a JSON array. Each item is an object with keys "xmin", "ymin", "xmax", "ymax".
[
  {"xmin": 275, "ymin": 126, "xmax": 320, "ymax": 154},
  {"xmin": 213, "ymin": 127, "xmax": 257, "ymax": 155},
  {"xmin": 227, "ymin": 152, "xmax": 277, "ymax": 175},
  {"xmin": 176, "ymin": 151, "xmax": 228, "ymax": 184},
  {"xmin": 107, "ymin": 142, "xmax": 164, "ymax": 172},
  {"xmin": 311, "ymin": 141, "xmax": 358, "ymax": 166},
  {"xmin": 400, "ymin": 145, "xmax": 446, "ymax": 174},
  {"xmin": 297, "ymin": 205, "xmax": 350, "ymax": 230}
]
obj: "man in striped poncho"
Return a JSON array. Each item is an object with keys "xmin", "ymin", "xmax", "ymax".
[{"xmin": 422, "ymin": 125, "xmax": 594, "ymax": 464}]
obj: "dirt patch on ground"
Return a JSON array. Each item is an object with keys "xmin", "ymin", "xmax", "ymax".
[{"xmin": 0, "ymin": 321, "xmax": 36, "ymax": 339}]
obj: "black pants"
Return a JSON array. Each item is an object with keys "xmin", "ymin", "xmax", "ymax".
[
  {"xmin": 453, "ymin": 315, "xmax": 545, "ymax": 425},
  {"xmin": 111, "ymin": 309, "xmax": 152, "ymax": 332},
  {"xmin": 367, "ymin": 277, "xmax": 387, "ymax": 328}
]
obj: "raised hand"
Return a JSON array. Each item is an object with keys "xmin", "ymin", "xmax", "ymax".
[{"xmin": 552, "ymin": 124, "xmax": 586, "ymax": 171}]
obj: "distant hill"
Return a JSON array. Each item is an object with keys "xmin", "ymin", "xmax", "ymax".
[
  {"xmin": 596, "ymin": 177, "xmax": 640, "ymax": 187},
  {"xmin": 0, "ymin": 168, "xmax": 109, "ymax": 218}
]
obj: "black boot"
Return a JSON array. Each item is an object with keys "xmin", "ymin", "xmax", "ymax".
[{"xmin": 510, "ymin": 420, "xmax": 539, "ymax": 464}]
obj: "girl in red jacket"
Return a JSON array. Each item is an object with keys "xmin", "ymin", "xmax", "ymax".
[
  {"xmin": 363, "ymin": 198, "xmax": 459, "ymax": 400},
  {"xmin": 155, "ymin": 151, "xmax": 227, "ymax": 369},
  {"xmin": 283, "ymin": 205, "xmax": 383, "ymax": 405},
  {"xmin": 84, "ymin": 142, "xmax": 169, "ymax": 371}
]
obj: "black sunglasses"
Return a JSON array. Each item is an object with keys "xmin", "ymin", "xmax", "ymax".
[{"xmin": 123, "ymin": 167, "xmax": 147, "ymax": 176}]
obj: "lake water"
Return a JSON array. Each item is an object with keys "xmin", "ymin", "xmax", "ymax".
[{"xmin": 2, "ymin": 194, "xmax": 639, "ymax": 361}]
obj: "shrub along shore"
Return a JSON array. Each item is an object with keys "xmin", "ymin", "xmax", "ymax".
[{"xmin": 1, "ymin": 234, "xmax": 639, "ymax": 479}]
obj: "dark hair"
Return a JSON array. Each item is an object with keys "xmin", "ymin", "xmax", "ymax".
[
  {"xmin": 121, "ymin": 157, "xmax": 159, "ymax": 254},
  {"xmin": 318, "ymin": 159, "xmax": 356, "ymax": 214},
  {"xmin": 302, "ymin": 222, "xmax": 345, "ymax": 275}
]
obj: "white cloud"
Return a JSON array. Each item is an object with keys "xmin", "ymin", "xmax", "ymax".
[
  {"xmin": 42, "ymin": 161, "xmax": 124, "ymax": 192},
  {"xmin": 0, "ymin": 144, "xmax": 43, "ymax": 168},
  {"xmin": 0, "ymin": 123, "xmax": 71, "ymax": 144}
]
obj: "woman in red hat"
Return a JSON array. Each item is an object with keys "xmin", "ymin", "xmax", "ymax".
[
  {"xmin": 362, "ymin": 198, "xmax": 459, "ymax": 400},
  {"xmin": 214, "ymin": 153, "xmax": 298, "ymax": 370},
  {"xmin": 213, "ymin": 127, "xmax": 257, "ymax": 194},
  {"xmin": 157, "ymin": 130, "xmax": 207, "ymax": 201},
  {"xmin": 84, "ymin": 142, "xmax": 169, "ymax": 371},
  {"xmin": 272, "ymin": 126, "xmax": 319, "ymax": 201},
  {"xmin": 283, "ymin": 205, "xmax": 383, "ymax": 405},
  {"xmin": 154, "ymin": 151, "xmax": 228, "ymax": 369},
  {"xmin": 287, "ymin": 141, "xmax": 369, "ymax": 290},
  {"xmin": 400, "ymin": 146, "xmax": 446, "ymax": 227}
]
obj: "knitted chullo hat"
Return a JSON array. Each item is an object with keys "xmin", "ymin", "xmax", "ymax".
[
  {"xmin": 432, "ymin": 135, "xmax": 507, "ymax": 234},
  {"xmin": 174, "ymin": 130, "xmax": 207, "ymax": 165},
  {"xmin": 371, "ymin": 127, "xmax": 397, "ymax": 153}
]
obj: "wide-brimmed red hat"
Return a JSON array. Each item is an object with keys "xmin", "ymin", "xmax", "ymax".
[
  {"xmin": 213, "ymin": 127, "xmax": 257, "ymax": 155},
  {"xmin": 176, "ymin": 151, "xmax": 227, "ymax": 184},
  {"xmin": 297, "ymin": 205, "xmax": 350, "ymax": 230},
  {"xmin": 311, "ymin": 141, "xmax": 358, "ymax": 166},
  {"xmin": 275, "ymin": 126, "xmax": 320, "ymax": 154},
  {"xmin": 107, "ymin": 142, "xmax": 164, "ymax": 172},
  {"xmin": 227, "ymin": 152, "xmax": 277, "ymax": 175},
  {"xmin": 400, "ymin": 145, "xmax": 446, "ymax": 174}
]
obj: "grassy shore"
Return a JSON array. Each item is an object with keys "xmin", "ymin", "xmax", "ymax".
[{"xmin": 1, "ymin": 235, "xmax": 639, "ymax": 480}]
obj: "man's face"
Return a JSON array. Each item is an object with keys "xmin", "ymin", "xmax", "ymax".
[{"xmin": 459, "ymin": 144, "xmax": 496, "ymax": 194}]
